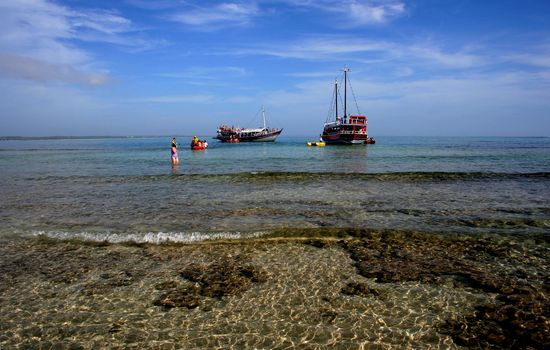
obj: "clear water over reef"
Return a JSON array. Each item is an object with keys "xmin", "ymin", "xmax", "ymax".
[
  {"xmin": 0, "ymin": 136, "xmax": 548, "ymax": 349},
  {"xmin": 1, "ymin": 136, "xmax": 548, "ymax": 241}
]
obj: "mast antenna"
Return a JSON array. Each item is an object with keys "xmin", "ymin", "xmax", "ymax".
[
  {"xmin": 343, "ymin": 66, "xmax": 350, "ymax": 118},
  {"xmin": 335, "ymin": 79, "xmax": 338, "ymax": 121}
]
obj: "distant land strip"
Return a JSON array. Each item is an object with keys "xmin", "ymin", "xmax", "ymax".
[{"xmin": 0, "ymin": 136, "xmax": 189, "ymax": 141}]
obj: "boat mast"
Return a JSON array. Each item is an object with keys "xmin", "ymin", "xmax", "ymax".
[
  {"xmin": 262, "ymin": 106, "xmax": 266, "ymax": 129},
  {"xmin": 343, "ymin": 66, "xmax": 350, "ymax": 119},
  {"xmin": 334, "ymin": 79, "xmax": 338, "ymax": 121}
]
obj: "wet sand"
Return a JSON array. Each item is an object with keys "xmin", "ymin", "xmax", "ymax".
[{"xmin": 0, "ymin": 230, "xmax": 548, "ymax": 349}]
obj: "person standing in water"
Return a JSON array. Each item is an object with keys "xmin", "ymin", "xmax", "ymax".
[{"xmin": 171, "ymin": 138, "xmax": 179, "ymax": 165}]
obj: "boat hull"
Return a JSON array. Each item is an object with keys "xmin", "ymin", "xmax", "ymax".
[
  {"xmin": 216, "ymin": 129, "xmax": 282, "ymax": 142},
  {"xmin": 321, "ymin": 131, "xmax": 368, "ymax": 145},
  {"xmin": 321, "ymin": 115, "xmax": 373, "ymax": 145}
]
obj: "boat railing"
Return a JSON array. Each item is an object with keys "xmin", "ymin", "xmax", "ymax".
[{"xmin": 339, "ymin": 130, "xmax": 367, "ymax": 135}]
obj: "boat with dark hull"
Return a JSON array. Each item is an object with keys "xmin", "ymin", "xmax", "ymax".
[
  {"xmin": 321, "ymin": 67, "xmax": 375, "ymax": 145},
  {"xmin": 215, "ymin": 107, "xmax": 283, "ymax": 143}
]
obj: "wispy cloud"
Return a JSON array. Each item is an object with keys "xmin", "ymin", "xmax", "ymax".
[
  {"xmin": 224, "ymin": 96, "xmax": 255, "ymax": 104},
  {"xmin": 139, "ymin": 95, "xmax": 214, "ymax": 103},
  {"xmin": 229, "ymin": 36, "xmax": 392, "ymax": 60},
  {"xmin": 160, "ymin": 66, "xmax": 247, "ymax": 79},
  {"xmin": 71, "ymin": 9, "xmax": 132, "ymax": 35},
  {"xmin": 261, "ymin": 69, "xmax": 550, "ymax": 136},
  {"xmin": 136, "ymin": 93, "xmax": 254, "ymax": 105},
  {"xmin": 70, "ymin": 8, "xmax": 167, "ymax": 52},
  {"xmin": 407, "ymin": 45, "xmax": 482, "ymax": 69},
  {"xmin": 0, "ymin": 0, "xmax": 84, "ymax": 65},
  {"xmin": 0, "ymin": 53, "xmax": 108, "ymax": 86},
  {"xmin": 224, "ymin": 35, "xmax": 483, "ymax": 70},
  {"xmin": 165, "ymin": 1, "xmax": 404, "ymax": 31},
  {"xmin": 505, "ymin": 44, "xmax": 550, "ymax": 68},
  {"xmin": 347, "ymin": 1, "xmax": 406, "ymax": 25},
  {"xmin": 286, "ymin": 71, "xmax": 338, "ymax": 78},
  {"xmin": 125, "ymin": 0, "xmax": 183, "ymax": 10},
  {"xmin": 278, "ymin": 0, "xmax": 406, "ymax": 26},
  {"xmin": 0, "ymin": 0, "xmax": 153, "ymax": 85},
  {"xmin": 170, "ymin": 2, "xmax": 259, "ymax": 30}
]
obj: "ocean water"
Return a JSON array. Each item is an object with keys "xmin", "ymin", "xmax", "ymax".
[
  {"xmin": 0, "ymin": 136, "xmax": 549, "ymax": 242},
  {"xmin": 1, "ymin": 136, "xmax": 549, "ymax": 349}
]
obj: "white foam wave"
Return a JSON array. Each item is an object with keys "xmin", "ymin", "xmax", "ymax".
[{"xmin": 32, "ymin": 230, "xmax": 269, "ymax": 244}]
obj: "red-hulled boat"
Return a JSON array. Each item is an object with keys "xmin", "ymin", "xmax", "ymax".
[{"xmin": 321, "ymin": 67, "xmax": 375, "ymax": 145}]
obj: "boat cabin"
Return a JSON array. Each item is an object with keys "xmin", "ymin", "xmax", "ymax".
[
  {"xmin": 342, "ymin": 115, "xmax": 367, "ymax": 133},
  {"xmin": 348, "ymin": 115, "xmax": 366, "ymax": 125}
]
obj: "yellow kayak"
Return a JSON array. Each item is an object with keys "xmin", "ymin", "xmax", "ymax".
[{"xmin": 307, "ymin": 141, "xmax": 326, "ymax": 147}]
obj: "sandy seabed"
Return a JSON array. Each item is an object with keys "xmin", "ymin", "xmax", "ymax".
[{"xmin": 0, "ymin": 230, "xmax": 548, "ymax": 349}]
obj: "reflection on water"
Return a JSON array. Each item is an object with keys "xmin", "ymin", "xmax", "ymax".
[
  {"xmin": 321, "ymin": 145, "xmax": 370, "ymax": 173},
  {"xmin": 171, "ymin": 164, "xmax": 180, "ymax": 174},
  {"xmin": 1, "ymin": 136, "xmax": 548, "ymax": 178}
]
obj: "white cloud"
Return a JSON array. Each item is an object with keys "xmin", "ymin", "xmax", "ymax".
[
  {"xmin": 166, "ymin": 1, "xmax": 405, "ymax": 30},
  {"xmin": 286, "ymin": 71, "xmax": 337, "ymax": 78},
  {"xmin": 224, "ymin": 96, "xmax": 255, "ymax": 103},
  {"xmin": 170, "ymin": 2, "xmax": 259, "ymax": 30},
  {"xmin": 0, "ymin": 53, "xmax": 108, "ymax": 85},
  {"xmin": 0, "ymin": 0, "xmax": 77, "ymax": 64},
  {"xmin": 348, "ymin": 1, "xmax": 406, "ymax": 25},
  {"xmin": 0, "ymin": 0, "xmax": 146, "ymax": 85},
  {"xmin": 278, "ymin": 0, "xmax": 406, "ymax": 26},
  {"xmin": 506, "ymin": 52, "xmax": 550, "ymax": 68},
  {"xmin": 394, "ymin": 66, "xmax": 414, "ymax": 77},
  {"xmin": 71, "ymin": 9, "xmax": 132, "ymax": 35},
  {"xmin": 160, "ymin": 66, "xmax": 248, "ymax": 79},
  {"xmin": 370, "ymin": 74, "xmax": 550, "ymax": 135},
  {"xmin": 230, "ymin": 36, "xmax": 392, "ymax": 60},
  {"xmin": 225, "ymin": 35, "xmax": 483, "ymax": 70},
  {"xmin": 139, "ymin": 95, "xmax": 214, "ymax": 103},
  {"xmin": 125, "ymin": 0, "xmax": 182, "ymax": 10},
  {"xmin": 408, "ymin": 45, "xmax": 482, "ymax": 69},
  {"xmin": 262, "ymin": 70, "xmax": 550, "ymax": 136}
]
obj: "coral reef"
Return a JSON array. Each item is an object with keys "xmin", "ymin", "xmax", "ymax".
[{"xmin": 339, "ymin": 232, "xmax": 549, "ymax": 349}]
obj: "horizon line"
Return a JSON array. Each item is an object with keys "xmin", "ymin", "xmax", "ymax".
[{"xmin": 1, "ymin": 135, "xmax": 548, "ymax": 141}]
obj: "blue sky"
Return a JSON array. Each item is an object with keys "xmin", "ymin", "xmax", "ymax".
[{"xmin": 1, "ymin": 0, "xmax": 549, "ymax": 137}]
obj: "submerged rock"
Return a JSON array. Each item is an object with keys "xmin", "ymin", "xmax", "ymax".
[
  {"xmin": 303, "ymin": 239, "xmax": 331, "ymax": 248},
  {"xmin": 180, "ymin": 255, "xmax": 267, "ymax": 298},
  {"xmin": 152, "ymin": 256, "xmax": 267, "ymax": 309},
  {"xmin": 341, "ymin": 282, "xmax": 379, "ymax": 298},
  {"xmin": 442, "ymin": 284, "xmax": 549, "ymax": 349},
  {"xmin": 340, "ymin": 232, "xmax": 549, "ymax": 350},
  {"xmin": 154, "ymin": 281, "xmax": 178, "ymax": 290},
  {"xmin": 153, "ymin": 285, "xmax": 201, "ymax": 309}
]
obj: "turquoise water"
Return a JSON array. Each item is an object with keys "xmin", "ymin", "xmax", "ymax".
[
  {"xmin": 1, "ymin": 136, "xmax": 549, "ymax": 349},
  {"xmin": 1, "ymin": 136, "xmax": 548, "ymax": 176},
  {"xmin": 1, "ymin": 136, "xmax": 549, "ymax": 241}
]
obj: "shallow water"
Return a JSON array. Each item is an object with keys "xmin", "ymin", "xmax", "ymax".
[
  {"xmin": 0, "ymin": 136, "xmax": 549, "ymax": 349},
  {"xmin": 2, "ymin": 172, "xmax": 548, "ymax": 242},
  {"xmin": 1, "ymin": 231, "xmax": 547, "ymax": 349},
  {"xmin": 1, "ymin": 136, "xmax": 549, "ymax": 241}
]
